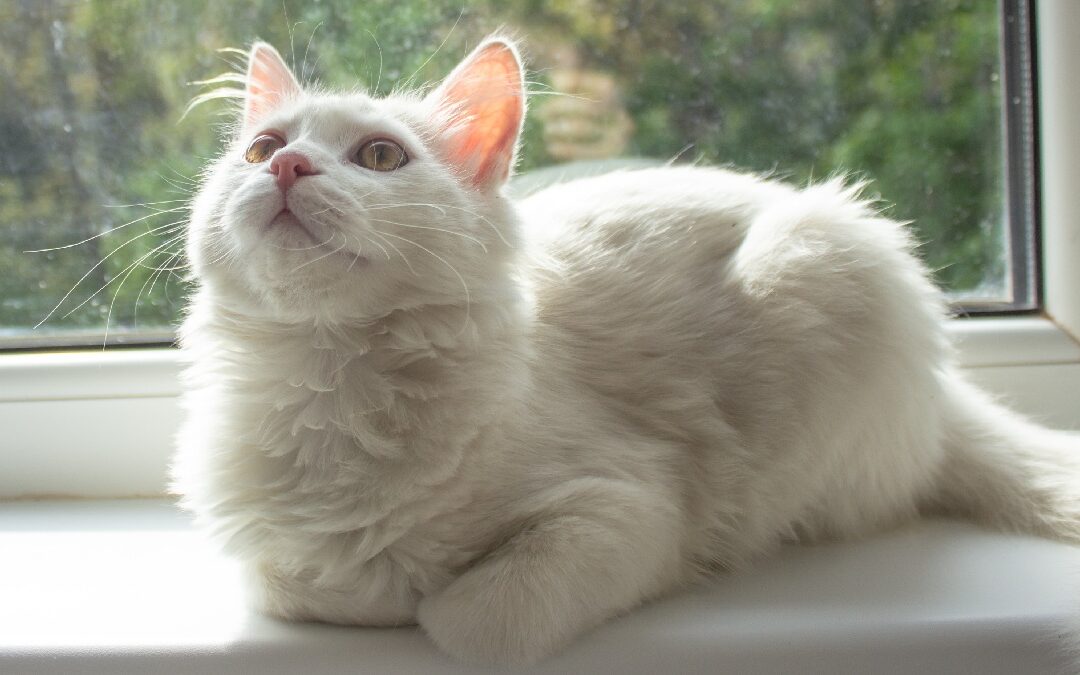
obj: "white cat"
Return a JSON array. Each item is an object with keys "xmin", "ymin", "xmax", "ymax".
[{"xmin": 172, "ymin": 37, "xmax": 1080, "ymax": 665}]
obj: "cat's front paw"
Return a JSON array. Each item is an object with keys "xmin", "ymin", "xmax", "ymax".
[{"xmin": 417, "ymin": 567, "xmax": 573, "ymax": 666}]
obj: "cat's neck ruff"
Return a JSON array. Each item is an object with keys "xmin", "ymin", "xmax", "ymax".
[
  {"xmin": 177, "ymin": 289, "xmax": 531, "ymax": 564},
  {"xmin": 184, "ymin": 288, "xmax": 531, "ymax": 465}
]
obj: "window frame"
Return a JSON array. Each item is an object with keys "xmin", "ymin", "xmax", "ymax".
[
  {"xmin": 1, "ymin": 0, "xmax": 1078, "ymax": 498},
  {"xmin": 943, "ymin": 0, "xmax": 1042, "ymax": 316}
]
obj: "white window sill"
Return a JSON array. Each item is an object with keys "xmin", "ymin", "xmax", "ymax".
[{"xmin": 0, "ymin": 499, "xmax": 1076, "ymax": 674}]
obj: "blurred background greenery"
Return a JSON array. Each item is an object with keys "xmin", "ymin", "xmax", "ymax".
[{"xmin": 0, "ymin": 0, "xmax": 1006, "ymax": 346}]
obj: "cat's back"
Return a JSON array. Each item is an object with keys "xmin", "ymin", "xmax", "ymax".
[
  {"xmin": 517, "ymin": 166, "xmax": 789, "ymax": 356},
  {"xmin": 517, "ymin": 165, "xmax": 942, "ymax": 359},
  {"xmin": 518, "ymin": 166, "xmax": 788, "ymax": 267},
  {"xmin": 515, "ymin": 165, "xmax": 947, "ymax": 455}
]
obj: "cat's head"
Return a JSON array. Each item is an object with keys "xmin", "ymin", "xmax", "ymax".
[{"xmin": 188, "ymin": 38, "xmax": 525, "ymax": 323}]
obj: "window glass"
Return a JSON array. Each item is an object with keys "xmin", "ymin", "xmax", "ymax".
[{"xmin": 0, "ymin": 0, "xmax": 1021, "ymax": 348}]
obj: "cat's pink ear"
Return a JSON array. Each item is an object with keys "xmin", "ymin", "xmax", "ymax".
[
  {"xmin": 244, "ymin": 42, "xmax": 301, "ymax": 131},
  {"xmin": 426, "ymin": 38, "xmax": 525, "ymax": 190}
]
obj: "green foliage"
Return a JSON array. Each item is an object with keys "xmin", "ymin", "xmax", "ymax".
[{"xmin": 0, "ymin": 0, "xmax": 1007, "ymax": 345}]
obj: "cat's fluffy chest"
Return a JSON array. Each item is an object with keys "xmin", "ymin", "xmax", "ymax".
[{"xmin": 175, "ymin": 302, "xmax": 527, "ymax": 617}]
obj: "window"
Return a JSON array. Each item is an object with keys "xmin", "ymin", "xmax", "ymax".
[
  {"xmin": 1, "ymin": 0, "xmax": 1078, "ymax": 501},
  {"xmin": 0, "ymin": 0, "xmax": 1037, "ymax": 349}
]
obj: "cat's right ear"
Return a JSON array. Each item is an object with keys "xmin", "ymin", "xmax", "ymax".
[
  {"xmin": 425, "ymin": 38, "xmax": 526, "ymax": 191},
  {"xmin": 243, "ymin": 42, "xmax": 301, "ymax": 132}
]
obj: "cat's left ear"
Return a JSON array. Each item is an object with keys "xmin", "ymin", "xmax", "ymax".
[
  {"xmin": 426, "ymin": 38, "xmax": 525, "ymax": 191},
  {"xmin": 244, "ymin": 42, "xmax": 302, "ymax": 132}
]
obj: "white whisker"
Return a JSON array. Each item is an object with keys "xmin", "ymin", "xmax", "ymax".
[
  {"xmin": 34, "ymin": 221, "xmax": 186, "ymax": 329},
  {"xmin": 104, "ymin": 199, "xmax": 188, "ymax": 209},
  {"xmin": 365, "ymin": 202, "xmax": 511, "ymax": 247},
  {"xmin": 365, "ymin": 203, "xmax": 445, "ymax": 215},
  {"xmin": 368, "ymin": 230, "xmax": 415, "ymax": 274},
  {"xmin": 365, "ymin": 29, "xmax": 383, "ymax": 94},
  {"xmin": 135, "ymin": 242, "xmax": 188, "ymax": 325},
  {"xmin": 401, "ymin": 9, "xmax": 462, "ymax": 92},
  {"xmin": 374, "ymin": 230, "xmax": 472, "ymax": 336},
  {"xmin": 64, "ymin": 229, "xmax": 186, "ymax": 321},
  {"xmin": 357, "ymin": 233, "xmax": 392, "ymax": 262},
  {"xmin": 99, "ymin": 229, "xmax": 186, "ymax": 348},
  {"xmin": 301, "ymin": 21, "xmax": 324, "ymax": 84},
  {"xmin": 345, "ymin": 235, "xmax": 367, "ymax": 273},
  {"xmin": 25, "ymin": 206, "xmax": 187, "ymax": 253},
  {"xmin": 288, "ymin": 234, "xmax": 347, "ymax": 274},
  {"xmin": 366, "ymin": 216, "xmax": 487, "ymax": 253}
]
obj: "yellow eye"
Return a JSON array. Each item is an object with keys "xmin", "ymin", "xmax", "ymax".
[
  {"xmin": 355, "ymin": 139, "xmax": 408, "ymax": 171},
  {"xmin": 244, "ymin": 133, "xmax": 286, "ymax": 163}
]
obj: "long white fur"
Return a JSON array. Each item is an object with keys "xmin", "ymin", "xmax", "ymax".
[{"xmin": 173, "ymin": 38, "xmax": 1080, "ymax": 665}]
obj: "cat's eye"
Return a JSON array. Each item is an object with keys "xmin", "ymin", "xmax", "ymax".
[
  {"xmin": 355, "ymin": 139, "xmax": 409, "ymax": 172},
  {"xmin": 244, "ymin": 133, "xmax": 286, "ymax": 163}
]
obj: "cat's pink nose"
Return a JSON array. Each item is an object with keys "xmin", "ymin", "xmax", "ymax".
[{"xmin": 269, "ymin": 151, "xmax": 318, "ymax": 192}]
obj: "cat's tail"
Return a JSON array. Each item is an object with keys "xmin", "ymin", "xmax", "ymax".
[{"xmin": 929, "ymin": 372, "xmax": 1080, "ymax": 543}]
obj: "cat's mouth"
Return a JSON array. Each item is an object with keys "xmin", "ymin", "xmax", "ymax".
[
  {"xmin": 270, "ymin": 208, "xmax": 320, "ymax": 242},
  {"xmin": 266, "ymin": 208, "xmax": 369, "ymax": 268}
]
